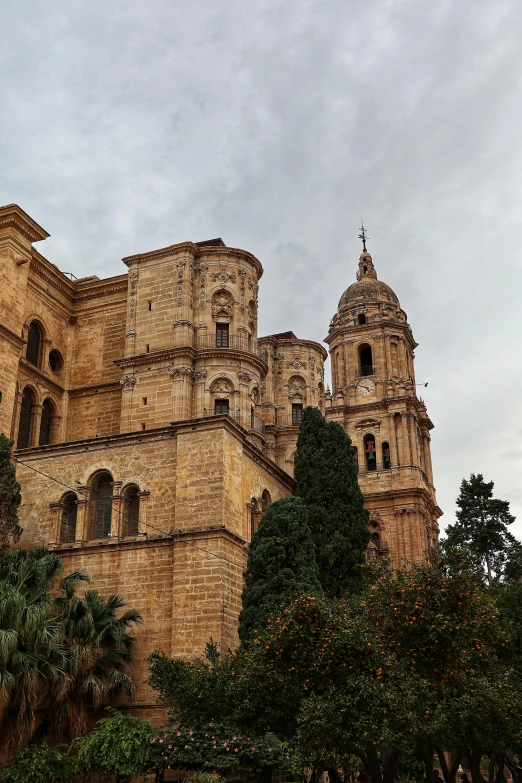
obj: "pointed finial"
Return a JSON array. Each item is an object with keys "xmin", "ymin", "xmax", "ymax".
[{"xmin": 358, "ymin": 220, "xmax": 369, "ymax": 252}]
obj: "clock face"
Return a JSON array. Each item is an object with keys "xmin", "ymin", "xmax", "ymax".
[{"xmin": 357, "ymin": 379, "xmax": 375, "ymax": 397}]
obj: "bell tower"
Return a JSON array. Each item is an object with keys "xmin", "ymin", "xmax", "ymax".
[{"xmin": 324, "ymin": 228, "xmax": 441, "ymax": 565}]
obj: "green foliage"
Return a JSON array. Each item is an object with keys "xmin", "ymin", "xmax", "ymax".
[
  {"xmin": 184, "ymin": 772, "xmax": 225, "ymax": 783},
  {"xmin": 48, "ymin": 576, "xmax": 143, "ymax": 740},
  {"xmin": 73, "ymin": 709, "xmax": 154, "ymax": 783},
  {"xmin": 148, "ymin": 546, "xmax": 522, "ymax": 780},
  {"xmin": 294, "ymin": 407, "xmax": 369, "ymax": 597},
  {"xmin": 0, "ymin": 548, "xmax": 141, "ymax": 748},
  {"xmin": 0, "ymin": 549, "xmax": 66, "ymax": 748},
  {"xmin": 0, "ymin": 742, "xmax": 72, "ymax": 783},
  {"xmin": 445, "ymin": 473, "xmax": 516, "ymax": 583},
  {"xmin": 150, "ymin": 721, "xmax": 287, "ymax": 773},
  {"xmin": 0, "ymin": 434, "xmax": 22, "ymax": 549},
  {"xmin": 238, "ymin": 497, "xmax": 323, "ymax": 642}
]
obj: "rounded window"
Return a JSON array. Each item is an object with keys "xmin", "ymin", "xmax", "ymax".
[{"xmin": 49, "ymin": 349, "xmax": 64, "ymax": 375}]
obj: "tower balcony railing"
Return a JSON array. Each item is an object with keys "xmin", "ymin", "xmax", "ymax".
[
  {"xmin": 196, "ymin": 334, "xmax": 268, "ymax": 362},
  {"xmin": 203, "ymin": 408, "xmax": 241, "ymax": 424},
  {"xmin": 250, "ymin": 415, "xmax": 266, "ymax": 436},
  {"xmin": 202, "ymin": 409, "xmax": 266, "ymax": 437},
  {"xmin": 276, "ymin": 414, "xmax": 303, "ymax": 428},
  {"xmin": 356, "ymin": 365, "xmax": 377, "ymax": 378},
  {"xmin": 358, "ymin": 461, "xmax": 392, "ymax": 474}
]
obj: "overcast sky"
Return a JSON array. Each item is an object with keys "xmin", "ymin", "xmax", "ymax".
[{"xmin": 2, "ymin": 0, "xmax": 522, "ymax": 538}]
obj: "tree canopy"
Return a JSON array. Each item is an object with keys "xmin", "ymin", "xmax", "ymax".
[
  {"xmin": 294, "ymin": 407, "xmax": 369, "ymax": 596},
  {"xmin": 238, "ymin": 496, "xmax": 322, "ymax": 642},
  {"xmin": 0, "ymin": 434, "xmax": 22, "ymax": 549},
  {"xmin": 445, "ymin": 474, "xmax": 516, "ymax": 583}
]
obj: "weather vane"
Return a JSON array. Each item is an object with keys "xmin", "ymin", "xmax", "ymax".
[{"xmin": 358, "ymin": 220, "xmax": 369, "ymax": 252}]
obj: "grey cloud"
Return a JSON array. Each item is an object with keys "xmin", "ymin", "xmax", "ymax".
[{"xmin": 1, "ymin": 0, "xmax": 522, "ymax": 536}]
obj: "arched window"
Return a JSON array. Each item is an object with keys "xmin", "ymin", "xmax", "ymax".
[
  {"xmin": 60, "ymin": 493, "xmax": 78, "ymax": 543},
  {"xmin": 382, "ymin": 441, "xmax": 391, "ymax": 469},
  {"xmin": 359, "ymin": 344, "xmax": 373, "ymax": 377},
  {"xmin": 17, "ymin": 387, "xmax": 36, "ymax": 449},
  {"xmin": 123, "ymin": 485, "xmax": 140, "ymax": 536},
  {"xmin": 371, "ymin": 531, "xmax": 381, "ymax": 549},
  {"xmin": 93, "ymin": 473, "xmax": 113, "ymax": 538},
  {"xmin": 261, "ymin": 489, "xmax": 271, "ymax": 514},
  {"xmin": 26, "ymin": 322, "xmax": 42, "ymax": 367},
  {"xmin": 250, "ymin": 498, "xmax": 261, "ymax": 538},
  {"xmin": 39, "ymin": 398, "xmax": 54, "ymax": 446},
  {"xmin": 364, "ymin": 433, "xmax": 377, "ymax": 472}
]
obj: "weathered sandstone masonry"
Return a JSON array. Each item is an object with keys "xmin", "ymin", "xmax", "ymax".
[{"xmin": 0, "ymin": 203, "xmax": 441, "ymax": 712}]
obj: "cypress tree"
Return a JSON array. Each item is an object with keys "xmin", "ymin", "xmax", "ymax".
[
  {"xmin": 0, "ymin": 434, "xmax": 22, "ymax": 549},
  {"xmin": 445, "ymin": 473, "xmax": 516, "ymax": 584},
  {"xmin": 294, "ymin": 407, "xmax": 369, "ymax": 597},
  {"xmin": 238, "ymin": 496, "xmax": 322, "ymax": 642}
]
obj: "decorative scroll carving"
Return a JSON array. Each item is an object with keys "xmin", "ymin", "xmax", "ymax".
[
  {"xmin": 188, "ymin": 259, "xmax": 195, "ymax": 301},
  {"xmin": 238, "ymin": 371, "xmax": 253, "ymax": 382},
  {"xmin": 193, "ymin": 369, "xmax": 207, "ymax": 382},
  {"xmin": 287, "ymin": 355, "xmax": 307, "ymax": 370},
  {"xmin": 211, "ymin": 265, "xmax": 236, "ymax": 283},
  {"xmin": 167, "ymin": 366, "xmax": 193, "ymax": 380},
  {"xmin": 199, "ymin": 263, "xmax": 208, "ymax": 308},
  {"xmin": 120, "ymin": 375, "xmax": 136, "ymax": 391},
  {"xmin": 212, "ymin": 290, "xmax": 233, "ymax": 318},
  {"xmin": 176, "ymin": 261, "xmax": 186, "ymax": 307},
  {"xmin": 128, "ymin": 270, "xmax": 139, "ymax": 318},
  {"xmin": 238, "ymin": 267, "xmax": 247, "ymax": 308},
  {"xmin": 248, "ymin": 277, "xmax": 259, "ymax": 305}
]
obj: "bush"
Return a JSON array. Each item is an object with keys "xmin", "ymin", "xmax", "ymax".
[{"xmin": 0, "ymin": 742, "xmax": 72, "ymax": 783}]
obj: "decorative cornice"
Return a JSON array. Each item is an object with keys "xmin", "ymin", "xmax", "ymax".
[
  {"xmin": 114, "ymin": 347, "xmax": 197, "ymax": 370},
  {"xmin": 0, "ymin": 323, "xmax": 24, "ymax": 349},
  {"xmin": 259, "ymin": 335, "xmax": 328, "ymax": 360},
  {"xmin": 29, "ymin": 251, "xmax": 76, "ymax": 300},
  {"xmin": 18, "ymin": 359, "xmax": 65, "ymax": 396},
  {"xmin": 0, "ymin": 204, "xmax": 49, "ymax": 243},
  {"xmin": 68, "ymin": 382, "xmax": 122, "ymax": 398},
  {"xmin": 122, "ymin": 242, "xmax": 197, "ymax": 267},
  {"xmin": 196, "ymin": 347, "xmax": 268, "ymax": 374},
  {"xmin": 73, "ymin": 277, "xmax": 128, "ymax": 303}
]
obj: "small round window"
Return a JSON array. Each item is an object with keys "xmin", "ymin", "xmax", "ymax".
[{"xmin": 49, "ymin": 349, "xmax": 64, "ymax": 375}]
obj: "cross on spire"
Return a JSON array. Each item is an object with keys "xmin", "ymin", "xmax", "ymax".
[{"xmin": 358, "ymin": 220, "xmax": 369, "ymax": 252}]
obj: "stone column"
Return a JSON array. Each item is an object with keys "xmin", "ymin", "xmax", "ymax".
[
  {"xmin": 32, "ymin": 402, "xmax": 43, "ymax": 447},
  {"xmin": 125, "ymin": 266, "xmax": 139, "ymax": 358},
  {"xmin": 169, "ymin": 367, "xmax": 193, "ymax": 421},
  {"xmin": 111, "ymin": 481, "xmax": 123, "ymax": 538},
  {"xmin": 119, "ymin": 374, "xmax": 136, "ymax": 432},
  {"xmin": 137, "ymin": 490, "xmax": 150, "ymax": 538},
  {"xmin": 49, "ymin": 501, "xmax": 62, "ymax": 547},
  {"xmin": 74, "ymin": 489, "xmax": 91, "ymax": 543},
  {"xmin": 192, "ymin": 370, "xmax": 208, "ymax": 418},
  {"xmin": 388, "ymin": 413, "xmax": 399, "ymax": 467}
]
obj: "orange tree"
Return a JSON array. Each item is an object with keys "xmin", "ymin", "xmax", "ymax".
[{"xmin": 148, "ymin": 552, "xmax": 522, "ymax": 782}]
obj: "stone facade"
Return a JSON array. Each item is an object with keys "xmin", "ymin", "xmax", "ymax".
[
  {"xmin": 0, "ymin": 203, "xmax": 441, "ymax": 711},
  {"xmin": 325, "ymin": 249, "xmax": 442, "ymax": 563}
]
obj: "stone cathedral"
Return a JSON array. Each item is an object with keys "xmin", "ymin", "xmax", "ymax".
[{"xmin": 0, "ymin": 204, "xmax": 441, "ymax": 712}]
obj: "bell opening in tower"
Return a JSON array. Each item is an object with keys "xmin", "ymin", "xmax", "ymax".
[
  {"xmin": 364, "ymin": 433, "xmax": 377, "ymax": 471},
  {"xmin": 359, "ymin": 344, "xmax": 373, "ymax": 376}
]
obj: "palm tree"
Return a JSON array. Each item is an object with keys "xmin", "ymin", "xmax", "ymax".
[
  {"xmin": 0, "ymin": 549, "xmax": 67, "ymax": 748},
  {"xmin": 48, "ymin": 576, "xmax": 143, "ymax": 740}
]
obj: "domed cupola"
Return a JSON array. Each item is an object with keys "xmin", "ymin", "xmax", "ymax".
[
  {"xmin": 338, "ymin": 251, "xmax": 400, "ymax": 312},
  {"xmin": 329, "ymin": 223, "xmax": 406, "ymax": 332}
]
